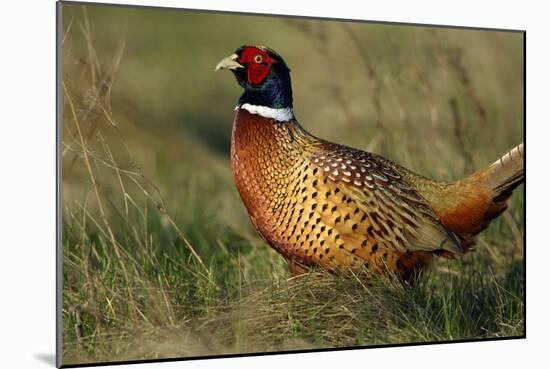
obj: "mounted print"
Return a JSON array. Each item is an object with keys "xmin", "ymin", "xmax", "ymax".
[{"xmin": 57, "ymin": 1, "xmax": 525, "ymax": 367}]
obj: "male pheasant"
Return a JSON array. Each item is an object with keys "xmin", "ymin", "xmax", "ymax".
[{"xmin": 216, "ymin": 45, "xmax": 524, "ymax": 280}]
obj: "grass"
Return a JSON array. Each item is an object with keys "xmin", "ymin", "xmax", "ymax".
[{"xmin": 60, "ymin": 4, "xmax": 524, "ymax": 366}]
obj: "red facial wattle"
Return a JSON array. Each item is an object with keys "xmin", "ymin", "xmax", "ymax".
[{"xmin": 239, "ymin": 47, "xmax": 276, "ymax": 85}]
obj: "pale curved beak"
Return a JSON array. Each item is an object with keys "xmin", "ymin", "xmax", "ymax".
[{"xmin": 215, "ymin": 53, "xmax": 244, "ymax": 71}]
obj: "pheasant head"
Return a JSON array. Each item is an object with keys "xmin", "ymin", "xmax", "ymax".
[{"xmin": 216, "ymin": 45, "xmax": 294, "ymax": 115}]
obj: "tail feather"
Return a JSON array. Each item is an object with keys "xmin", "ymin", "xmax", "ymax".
[
  {"xmin": 423, "ymin": 143, "xmax": 524, "ymax": 251},
  {"xmin": 484, "ymin": 143, "xmax": 524, "ymax": 202}
]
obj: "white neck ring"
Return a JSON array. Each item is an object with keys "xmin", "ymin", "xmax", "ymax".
[{"xmin": 236, "ymin": 103, "xmax": 294, "ymax": 122}]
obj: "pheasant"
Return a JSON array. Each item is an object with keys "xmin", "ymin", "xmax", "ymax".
[{"xmin": 216, "ymin": 45, "xmax": 524, "ymax": 280}]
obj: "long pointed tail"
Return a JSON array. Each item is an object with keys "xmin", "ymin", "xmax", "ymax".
[
  {"xmin": 484, "ymin": 143, "xmax": 524, "ymax": 203},
  {"xmin": 428, "ymin": 143, "xmax": 524, "ymax": 249}
]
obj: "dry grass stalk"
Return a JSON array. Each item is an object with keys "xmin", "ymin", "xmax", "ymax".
[{"xmin": 63, "ymin": 81, "xmax": 139, "ymax": 322}]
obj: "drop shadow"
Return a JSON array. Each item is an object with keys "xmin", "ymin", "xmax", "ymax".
[{"xmin": 34, "ymin": 353, "xmax": 57, "ymax": 367}]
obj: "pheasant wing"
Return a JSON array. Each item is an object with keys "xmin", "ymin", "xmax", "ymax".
[{"xmin": 311, "ymin": 144, "xmax": 463, "ymax": 256}]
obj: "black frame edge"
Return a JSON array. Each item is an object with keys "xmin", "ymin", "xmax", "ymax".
[
  {"xmin": 56, "ymin": 1, "xmax": 64, "ymax": 367},
  {"xmin": 59, "ymin": 335, "xmax": 525, "ymax": 368},
  {"xmin": 58, "ymin": 0, "xmax": 526, "ymax": 34},
  {"xmin": 522, "ymin": 30, "xmax": 527, "ymax": 339}
]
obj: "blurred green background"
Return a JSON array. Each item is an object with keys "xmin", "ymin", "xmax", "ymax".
[{"xmin": 61, "ymin": 2, "xmax": 524, "ymax": 365}]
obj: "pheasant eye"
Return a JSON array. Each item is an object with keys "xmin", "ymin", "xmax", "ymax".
[{"xmin": 254, "ymin": 54, "xmax": 263, "ymax": 64}]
